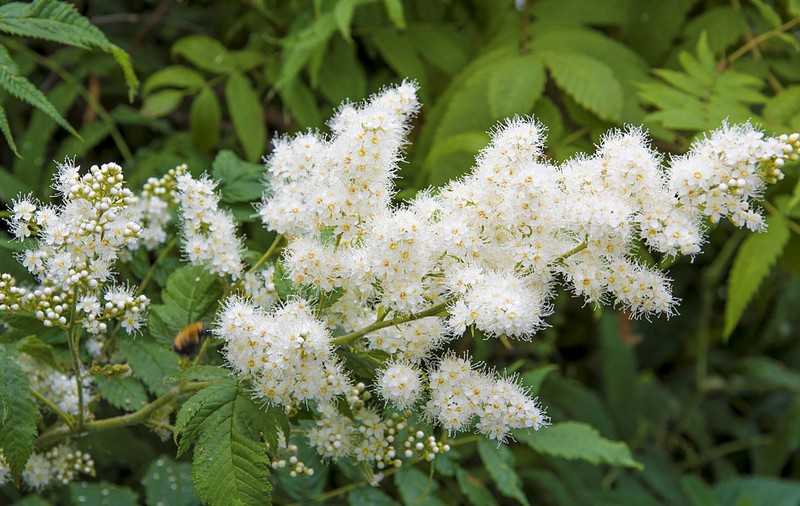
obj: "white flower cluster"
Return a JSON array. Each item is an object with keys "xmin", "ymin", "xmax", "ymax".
[
  {"xmin": 259, "ymin": 82, "xmax": 418, "ymax": 240},
  {"xmin": 240, "ymin": 82, "xmax": 798, "ymax": 445},
  {"xmin": 263, "ymin": 84, "xmax": 797, "ymax": 338},
  {"xmin": 22, "ymin": 356, "xmax": 93, "ymax": 418},
  {"xmin": 175, "ymin": 172, "xmax": 245, "ymax": 278},
  {"xmin": 1, "ymin": 161, "xmax": 149, "ymax": 333},
  {"xmin": 214, "ymin": 297, "xmax": 349, "ymax": 406},
  {"xmin": 670, "ymin": 126, "xmax": 796, "ymax": 230},
  {"xmin": 76, "ymin": 285, "xmax": 149, "ymax": 335},
  {"xmin": 427, "ymin": 355, "xmax": 547, "ymax": 442},
  {"xmin": 128, "ymin": 163, "xmax": 187, "ymax": 250},
  {"xmin": 21, "ymin": 444, "xmax": 94, "ymax": 490}
]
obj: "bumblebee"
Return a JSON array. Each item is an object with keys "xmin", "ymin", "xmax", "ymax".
[{"xmin": 172, "ymin": 321, "xmax": 210, "ymax": 357}]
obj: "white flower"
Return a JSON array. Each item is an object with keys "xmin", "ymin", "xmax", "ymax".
[{"xmin": 23, "ymin": 453, "xmax": 53, "ymax": 490}]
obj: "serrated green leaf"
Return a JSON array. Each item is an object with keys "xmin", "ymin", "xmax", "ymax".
[
  {"xmin": 225, "ymin": 71, "xmax": 266, "ymax": 162},
  {"xmin": 408, "ymin": 24, "xmax": 469, "ymax": 75},
  {"xmin": 118, "ymin": 337, "xmax": 180, "ymax": 396},
  {"xmin": 175, "ymin": 379, "xmax": 237, "ymax": 457},
  {"xmin": 212, "ymin": 150, "xmax": 264, "ymax": 203},
  {"xmin": 0, "ymin": 104, "xmax": 19, "ymax": 156},
  {"xmin": 143, "ymin": 457, "xmax": 199, "ymax": 506},
  {"xmin": 0, "ymin": 0, "xmax": 138, "ymax": 98},
  {"xmin": 0, "ymin": 45, "xmax": 78, "ymax": 137},
  {"xmin": 16, "ymin": 334, "xmax": 58, "ymax": 369},
  {"xmin": 147, "ymin": 265, "xmax": 223, "ymax": 343},
  {"xmin": 541, "ymin": 51, "xmax": 623, "ymax": 122},
  {"xmin": 190, "ymin": 385, "xmax": 272, "ymax": 506},
  {"xmin": 487, "ymin": 55, "xmax": 545, "ymax": 119},
  {"xmin": 724, "ymin": 214, "xmax": 791, "ymax": 338},
  {"xmin": 95, "ymin": 376, "xmax": 148, "ymax": 412},
  {"xmin": 68, "ymin": 482, "xmax": 139, "ymax": 506},
  {"xmin": 144, "ymin": 65, "xmax": 205, "ymax": 95},
  {"xmin": 477, "ymin": 439, "xmax": 530, "ymax": 506},
  {"xmin": 141, "ymin": 89, "xmax": 184, "ymax": 118},
  {"xmin": 172, "ymin": 35, "xmax": 234, "ymax": 74},
  {"xmin": 395, "ymin": 467, "xmax": 446, "ymax": 506},
  {"xmin": 456, "ymin": 467, "xmax": 499, "ymax": 506},
  {"xmin": 190, "ymin": 85, "xmax": 221, "ymax": 152},
  {"xmin": 0, "ymin": 348, "xmax": 38, "ymax": 476},
  {"xmin": 516, "ymin": 421, "xmax": 642, "ymax": 469}
]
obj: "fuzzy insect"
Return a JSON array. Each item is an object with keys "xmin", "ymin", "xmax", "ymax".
[{"xmin": 172, "ymin": 321, "xmax": 210, "ymax": 357}]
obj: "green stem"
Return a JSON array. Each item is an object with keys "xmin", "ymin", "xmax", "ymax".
[
  {"xmin": 332, "ymin": 301, "xmax": 450, "ymax": 347},
  {"xmin": 31, "ymin": 389, "xmax": 75, "ymax": 429},
  {"xmin": 35, "ymin": 381, "xmax": 209, "ymax": 448},
  {"xmin": 724, "ymin": 16, "xmax": 800, "ymax": 66},
  {"xmin": 136, "ymin": 237, "xmax": 177, "ymax": 296},
  {"xmin": 554, "ymin": 240, "xmax": 588, "ymax": 264},
  {"xmin": 249, "ymin": 234, "xmax": 284, "ymax": 274}
]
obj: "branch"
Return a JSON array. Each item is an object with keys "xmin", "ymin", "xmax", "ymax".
[
  {"xmin": 35, "ymin": 381, "xmax": 209, "ymax": 448},
  {"xmin": 249, "ymin": 234, "xmax": 285, "ymax": 274},
  {"xmin": 31, "ymin": 389, "xmax": 75, "ymax": 429},
  {"xmin": 332, "ymin": 301, "xmax": 450, "ymax": 347}
]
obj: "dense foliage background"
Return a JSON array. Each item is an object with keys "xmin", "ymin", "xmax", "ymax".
[{"xmin": 2, "ymin": 0, "xmax": 800, "ymax": 504}]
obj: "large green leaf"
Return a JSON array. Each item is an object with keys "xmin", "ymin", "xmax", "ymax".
[
  {"xmin": 68, "ymin": 482, "xmax": 139, "ymax": 506},
  {"xmin": 143, "ymin": 457, "xmax": 199, "ymax": 506},
  {"xmin": 190, "ymin": 85, "xmax": 222, "ymax": 152},
  {"xmin": 0, "ymin": 0, "xmax": 138, "ymax": 98},
  {"xmin": 541, "ymin": 50, "xmax": 623, "ymax": 122},
  {"xmin": 189, "ymin": 383, "xmax": 272, "ymax": 506},
  {"xmin": 487, "ymin": 56, "xmax": 546, "ymax": 120},
  {"xmin": 724, "ymin": 214, "xmax": 790, "ymax": 339},
  {"xmin": 0, "ymin": 348, "xmax": 38, "ymax": 476},
  {"xmin": 212, "ymin": 150, "xmax": 264, "ymax": 204},
  {"xmin": 147, "ymin": 265, "xmax": 223, "ymax": 343},
  {"xmin": 172, "ymin": 35, "xmax": 235, "ymax": 74},
  {"xmin": 0, "ymin": 45, "xmax": 78, "ymax": 137},
  {"xmin": 516, "ymin": 421, "xmax": 642, "ymax": 469},
  {"xmin": 456, "ymin": 467, "xmax": 499, "ymax": 506},
  {"xmin": 175, "ymin": 379, "xmax": 238, "ymax": 457},
  {"xmin": 95, "ymin": 376, "xmax": 148, "ymax": 411},
  {"xmin": 394, "ymin": 467, "xmax": 446, "ymax": 506},
  {"xmin": 225, "ymin": 71, "xmax": 266, "ymax": 162},
  {"xmin": 477, "ymin": 439, "xmax": 530, "ymax": 506},
  {"xmin": 118, "ymin": 337, "xmax": 180, "ymax": 396}
]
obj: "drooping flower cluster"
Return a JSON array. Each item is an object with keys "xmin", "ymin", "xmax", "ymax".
[
  {"xmin": 1, "ymin": 161, "xmax": 149, "ymax": 333},
  {"xmin": 214, "ymin": 297, "xmax": 349, "ymax": 407},
  {"xmin": 248, "ymin": 82, "xmax": 797, "ymax": 446},
  {"xmin": 21, "ymin": 444, "xmax": 95, "ymax": 490},
  {"xmin": 175, "ymin": 172, "xmax": 245, "ymax": 278},
  {"xmin": 427, "ymin": 355, "xmax": 547, "ymax": 441}
]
